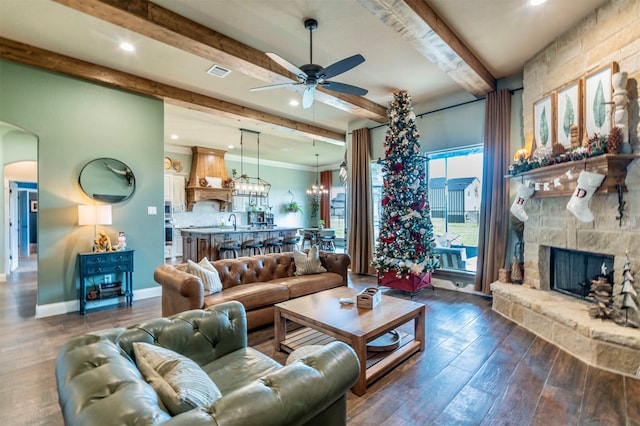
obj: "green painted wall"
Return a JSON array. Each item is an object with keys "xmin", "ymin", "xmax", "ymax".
[{"xmin": 0, "ymin": 59, "xmax": 164, "ymax": 307}]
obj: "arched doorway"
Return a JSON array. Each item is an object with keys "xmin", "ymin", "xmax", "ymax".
[{"xmin": 1, "ymin": 123, "xmax": 38, "ymax": 280}]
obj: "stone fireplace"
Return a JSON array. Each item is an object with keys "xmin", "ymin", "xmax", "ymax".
[{"xmin": 492, "ymin": 161, "xmax": 640, "ymax": 377}]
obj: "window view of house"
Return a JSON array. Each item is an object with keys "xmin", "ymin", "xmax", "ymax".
[
  {"xmin": 428, "ymin": 146, "xmax": 483, "ymax": 273},
  {"xmin": 372, "ymin": 146, "xmax": 483, "ymax": 274}
]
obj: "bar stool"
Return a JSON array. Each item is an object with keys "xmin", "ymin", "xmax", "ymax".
[
  {"xmin": 263, "ymin": 237, "xmax": 284, "ymax": 253},
  {"xmin": 301, "ymin": 231, "xmax": 315, "ymax": 250},
  {"xmin": 218, "ymin": 240, "xmax": 241, "ymax": 259},
  {"xmin": 241, "ymin": 239, "xmax": 263, "ymax": 256},
  {"xmin": 318, "ymin": 229, "xmax": 336, "ymax": 252},
  {"xmin": 283, "ymin": 235, "xmax": 300, "ymax": 252}
]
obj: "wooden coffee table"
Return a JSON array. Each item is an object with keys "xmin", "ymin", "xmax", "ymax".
[{"xmin": 274, "ymin": 287, "xmax": 425, "ymax": 396}]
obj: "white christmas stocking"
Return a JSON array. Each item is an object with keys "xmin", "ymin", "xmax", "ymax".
[
  {"xmin": 510, "ymin": 183, "xmax": 535, "ymax": 221},
  {"xmin": 566, "ymin": 171, "xmax": 605, "ymax": 222}
]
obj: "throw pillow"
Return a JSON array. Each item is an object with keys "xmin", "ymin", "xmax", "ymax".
[
  {"xmin": 294, "ymin": 245, "xmax": 327, "ymax": 276},
  {"xmin": 133, "ymin": 342, "xmax": 222, "ymax": 415},
  {"xmin": 198, "ymin": 257, "xmax": 215, "ymax": 271},
  {"xmin": 187, "ymin": 259, "xmax": 223, "ymax": 294}
]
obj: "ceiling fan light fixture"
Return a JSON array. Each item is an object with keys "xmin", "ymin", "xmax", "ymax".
[
  {"xmin": 119, "ymin": 42, "xmax": 135, "ymax": 52},
  {"xmin": 248, "ymin": 18, "xmax": 367, "ymax": 108}
]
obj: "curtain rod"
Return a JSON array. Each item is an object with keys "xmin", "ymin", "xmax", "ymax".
[{"xmin": 359, "ymin": 87, "xmax": 523, "ymax": 132}]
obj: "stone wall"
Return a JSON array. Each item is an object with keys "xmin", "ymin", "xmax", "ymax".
[
  {"xmin": 523, "ymin": 0, "xmax": 640, "ymax": 153},
  {"xmin": 520, "ymin": 0, "xmax": 640, "ymax": 325}
]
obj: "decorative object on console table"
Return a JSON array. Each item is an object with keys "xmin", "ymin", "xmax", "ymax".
[
  {"xmin": 371, "ymin": 91, "xmax": 438, "ymax": 295},
  {"xmin": 77, "ymin": 204, "xmax": 112, "ymax": 252},
  {"xmin": 78, "ymin": 249, "xmax": 134, "ymax": 315}
]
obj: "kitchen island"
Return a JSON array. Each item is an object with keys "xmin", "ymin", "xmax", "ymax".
[{"xmin": 180, "ymin": 227, "xmax": 299, "ymax": 262}]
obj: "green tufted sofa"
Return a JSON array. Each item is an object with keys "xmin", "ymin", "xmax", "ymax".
[{"xmin": 55, "ymin": 301, "xmax": 360, "ymax": 425}]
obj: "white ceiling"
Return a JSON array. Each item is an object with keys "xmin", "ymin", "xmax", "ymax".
[{"xmin": 0, "ymin": 0, "xmax": 609, "ymax": 167}]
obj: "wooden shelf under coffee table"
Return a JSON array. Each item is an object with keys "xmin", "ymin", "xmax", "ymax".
[{"xmin": 274, "ymin": 287, "xmax": 425, "ymax": 396}]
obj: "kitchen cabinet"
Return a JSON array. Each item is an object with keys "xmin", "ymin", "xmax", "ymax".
[
  {"xmin": 181, "ymin": 228, "xmax": 299, "ymax": 262},
  {"xmin": 247, "ymin": 211, "xmax": 274, "ymax": 226},
  {"xmin": 173, "ymin": 229, "xmax": 183, "ymax": 258},
  {"xmin": 164, "ymin": 173, "xmax": 187, "ymax": 211}
]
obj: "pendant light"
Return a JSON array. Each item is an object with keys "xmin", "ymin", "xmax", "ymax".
[
  {"xmin": 307, "ymin": 153, "xmax": 328, "ymax": 201},
  {"xmin": 232, "ymin": 129, "xmax": 271, "ymax": 199}
]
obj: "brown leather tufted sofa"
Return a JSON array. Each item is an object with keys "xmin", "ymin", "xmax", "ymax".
[
  {"xmin": 56, "ymin": 301, "xmax": 360, "ymax": 425},
  {"xmin": 154, "ymin": 252, "xmax": 351, "ymax": 330}
]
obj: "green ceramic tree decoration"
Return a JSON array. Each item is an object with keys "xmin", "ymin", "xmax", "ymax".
[
  {"xmin": 540, "ymin": 106, "xmax": 549, "ymax": 145},
  {"xmin": 594, "ymin": 80, "xmax": 606, "ymax": 129},
  {"xmin": 563, "ymin": 95, "xmax": 575, "ymax": 138}
]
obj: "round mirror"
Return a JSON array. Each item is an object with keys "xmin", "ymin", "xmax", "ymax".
[{"xmin": 79, "ymin": 158, "xmax": 135, "ymax": 203}]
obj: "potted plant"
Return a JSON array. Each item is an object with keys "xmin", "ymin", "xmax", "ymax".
[{"xmin": 285, "ymin": 201, "xmax": 303, "ymax": 213}]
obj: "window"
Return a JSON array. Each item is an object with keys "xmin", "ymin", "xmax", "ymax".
[
  {"xmin": 428, "ymin": 146, "xmax": 483, "ymax": 272},
  {"xmin": 371, "ymin": 145, "xmax": 483, "ymax": 274},
  {"xmin": 329, "ymin": 186, "xmax": 346, "ymax": 241}
]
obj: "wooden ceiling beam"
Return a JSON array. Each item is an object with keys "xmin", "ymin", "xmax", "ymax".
[
  {"xmin": 357, "ymin": 0, "xmax": 495, "ymax": 98},
  {"xmin": 0, "ymin": 37, "xmax": 345, "ymax": 145},
  {"xmin": 53, "ymin": 0, "xmax": 388, "ymax": 123}
]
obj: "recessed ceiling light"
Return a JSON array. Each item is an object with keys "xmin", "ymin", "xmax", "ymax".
[
  {"xmin": 528, "ymin": 0, "xmax": 547, "ymax": 6},
  {"xmin": 289, "ymin": 99, "xmax": 300, "ymax": 107},
  {"xmin": 281, "ymin": 147, "xmax": 292, "ymax": 151},
  {"xmin": 228, "ymin": 145, "xmax": 234, "ymax": 149},
  {"xmin": 119, "ymin": 42, "xmax": 135, "ymax": 52},
  {"xmin": 170, "ymin": 134, "xmax": 179, "ymax": 140}
]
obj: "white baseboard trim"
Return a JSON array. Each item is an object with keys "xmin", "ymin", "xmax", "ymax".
[{"xmin": 35, "ymin": 285, "xmax": 162, "ymax": 318}]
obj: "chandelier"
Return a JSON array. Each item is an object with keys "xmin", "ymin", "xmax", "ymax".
[
  {"xmin": 232, "ymin": 129, "xmax": 271, "ymax": 198},
  {"xmin": 307, "ymin": 153, "xmax": 328, "ymax": 201}
]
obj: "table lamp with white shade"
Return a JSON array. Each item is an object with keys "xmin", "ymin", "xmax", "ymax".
[{"xmin": 78, "ymin": 205, "xmax": 112, "ymax": 251}]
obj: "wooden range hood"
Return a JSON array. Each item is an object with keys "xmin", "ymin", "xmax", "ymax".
[{"xmin": 186, "ymin": 146, "xmax": 232, "ymax": 211}]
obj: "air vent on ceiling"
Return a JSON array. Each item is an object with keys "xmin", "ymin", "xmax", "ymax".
[{"xmin": 206, "ymin": 64, "xmax": 231, "ymax": 78}]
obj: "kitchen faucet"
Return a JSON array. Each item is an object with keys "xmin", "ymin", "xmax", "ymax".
[{"xmin": 228, "ymin": 213, "xmax": 237, "ymax": 231}]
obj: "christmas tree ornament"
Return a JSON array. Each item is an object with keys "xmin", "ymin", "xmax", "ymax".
[
  {"xmin": 510, "ymin": 182, "xmax": 535, "ymax": 222},
  {"xmin": 566, "ymin": 170, "xmax": 605, "ymax": 222}
]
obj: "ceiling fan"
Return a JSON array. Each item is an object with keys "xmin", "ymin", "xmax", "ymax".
[{"xmin": 250, "ymin": 18, "xmax": 368, "ymax": 109}]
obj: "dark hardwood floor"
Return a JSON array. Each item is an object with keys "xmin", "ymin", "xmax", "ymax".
[{"xmin": 1, "ymin": 258, "xmax": 638, "ymax": 425}]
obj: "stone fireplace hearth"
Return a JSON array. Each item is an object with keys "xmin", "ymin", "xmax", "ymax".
[{"xmin": 492, "ymin": 161, "xmax": 640, "ymax": 377}]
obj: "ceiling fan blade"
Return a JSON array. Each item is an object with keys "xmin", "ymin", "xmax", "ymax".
[
  {"xmin": 302, "ymin": 85, "xmax": 316, "ymax": 109},
  {"xmin": 321, "ymin": 80, "xmax": 368, "ymax": 96},
  {"xmin": 266, "ymin": 52, "xmax": 307, "ymax": 79},
  {"xmin": 320, "ymin": 54, "xmax": 365, "ymax": 80},
  {"xmin": 249, "ymin": 82, "xmax": 300, "ymax": 92}
]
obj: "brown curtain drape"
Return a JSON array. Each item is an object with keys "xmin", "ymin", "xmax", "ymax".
[
  {"xmin": 474, "ymin": 89, "xmax": 511, "ymax": 294},
  {"xmin": 320, "ymin": 171, "xmax": 332, "ymax": 228},
  {"xmin": 348, "ymin": 128, "xmax": 375, "ymax": 274}
]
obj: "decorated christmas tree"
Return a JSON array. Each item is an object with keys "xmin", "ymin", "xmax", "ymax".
[{"xmin": 372, "ymin": 91, "xmax": 439, "ymax": 288}]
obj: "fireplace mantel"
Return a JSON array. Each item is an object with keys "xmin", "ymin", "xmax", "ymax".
[{"xmin": 509, "ymin": 154, "xmax": 640, "ymax": 198}]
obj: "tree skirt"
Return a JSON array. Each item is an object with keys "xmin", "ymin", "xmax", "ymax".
[{"xmin": 378, "ymin": 269, "xmax": 432, "ymax": 294}]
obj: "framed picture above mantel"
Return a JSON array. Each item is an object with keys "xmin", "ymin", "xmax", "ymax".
[
  {"xmin": 555, "ymin": 79, "xmax": 582, "ymax": 149},
  {"xmin": 533, "ymin": 93, "xmax": 555, "ymax": 150},
  {"xmin": 583, "ymin": 62, "xmax": 618, "ymax": 139}
]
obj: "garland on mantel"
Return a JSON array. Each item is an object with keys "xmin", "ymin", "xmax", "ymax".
[{"xmin": 508, "ymin": 128, "xmax": 622, "ymax": 176}]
